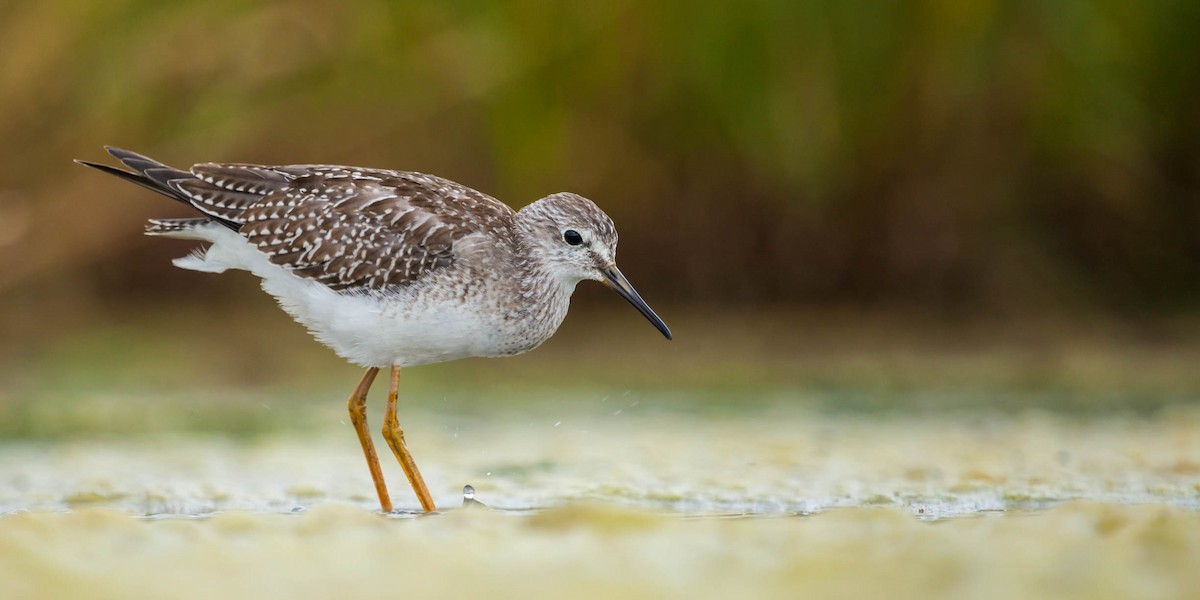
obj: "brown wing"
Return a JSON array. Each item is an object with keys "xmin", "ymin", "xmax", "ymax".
[{"xmin": 179, "ymin": 163, "xmax": 516, "ymax": 291}]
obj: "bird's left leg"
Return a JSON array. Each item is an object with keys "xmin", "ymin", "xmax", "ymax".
[{"xmin": 381, "ymin": 365, "xmax": 437, "ymax": 512}]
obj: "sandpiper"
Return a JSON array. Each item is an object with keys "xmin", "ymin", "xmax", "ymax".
[{"xmin": 78, "ymin": 147, "xmax": 671, "ymax": 513}]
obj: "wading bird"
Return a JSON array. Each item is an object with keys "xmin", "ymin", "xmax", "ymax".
[{"xmin": 78, "ymin": 147, "xmax": 671, "ymax": 513}]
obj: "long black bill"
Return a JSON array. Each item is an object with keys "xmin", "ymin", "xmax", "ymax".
[{"xmin": 600, "ymin": 265, "xmax": 672, "ymax": 340}]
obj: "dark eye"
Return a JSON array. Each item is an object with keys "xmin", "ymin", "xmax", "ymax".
[{"xmin": 563, "ymin": 230, "xmax": 583, "ymax": 246}]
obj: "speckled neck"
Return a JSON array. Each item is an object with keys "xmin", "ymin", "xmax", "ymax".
[{"xmin": 505, "ymin": 210, "xmax": 577, "ymax": 348}]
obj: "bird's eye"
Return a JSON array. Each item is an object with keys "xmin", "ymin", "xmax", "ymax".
[{"xmin": 563, "ymin": 230, "xmax": 583, "ymax": 246}]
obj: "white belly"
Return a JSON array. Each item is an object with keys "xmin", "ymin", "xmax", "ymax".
[{"xmin": 168, "ymin": 224, "xmax": 536, "ymax": 367}]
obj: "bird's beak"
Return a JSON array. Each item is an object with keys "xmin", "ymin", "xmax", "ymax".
[{"xmin": 600, "ymin": 265, "xmax": 672, "ymax": 340}]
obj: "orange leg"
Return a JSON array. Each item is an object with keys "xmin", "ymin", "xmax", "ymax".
[
  {"xmin": 381, "ymin": 365, "xmax": 437, "ymax": 512},
  {"xmin": 346, "ymin": 367, "xmax": 393, "ymax": 513}
]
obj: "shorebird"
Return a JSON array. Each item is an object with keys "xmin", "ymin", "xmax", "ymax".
[{"xmin": 77, "ymin": 147, "xmax": 671, "ymax": 513}]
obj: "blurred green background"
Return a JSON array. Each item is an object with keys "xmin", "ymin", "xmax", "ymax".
[{"xmin": 1, "ymin": 0, "xmax": 1199, "ymax": 436}]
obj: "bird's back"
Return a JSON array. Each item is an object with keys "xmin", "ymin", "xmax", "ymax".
[{"xmin": 178, "ymin": 161, "xmax": 518, "ymax": 291}]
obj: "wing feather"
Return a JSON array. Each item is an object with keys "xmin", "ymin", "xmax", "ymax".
[
  {"xmin": 227, "ymin": 168, "xmax": 514, "ymax": 291},
  {"xmin": 84, "ymin": 148, "xmax": 515, "ymax": 291}
]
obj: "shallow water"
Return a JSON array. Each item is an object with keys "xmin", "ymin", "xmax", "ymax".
[
  {"xmin": 1, "ymin": 407, "xmax": 1198, "ymax": 598},
  {"xmin": 3, "ymin": 408, "xmax": 1198, "ymax": 517}
]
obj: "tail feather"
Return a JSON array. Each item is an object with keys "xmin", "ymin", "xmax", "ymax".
[
  {"xmin": 105, "ymin": 146, "xmax": 191, "ymax": 188},
  {"xmin": 74, "ymin": 159, "xmax": 173, "ymax": 198},
  {"xmin": 75, "ymin": 147, "xmax": 241, "ymax": 231},
  {"xmin": 145, "ymin": 217, "xmax": 214, "ymax": 238}
]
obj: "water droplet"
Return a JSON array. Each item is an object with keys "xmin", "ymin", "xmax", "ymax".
[
  {"xmin": 462, "ymin": 484, "xmax": 488, "ymax": 509},
  {"xmin": 553, "ymin": 421, "xmax": 562, "ymax": 427}
]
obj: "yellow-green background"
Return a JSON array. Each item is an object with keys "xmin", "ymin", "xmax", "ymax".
[
  {"xmin": 2, "ymin": 0, "xmax": 1198, "ymax": 423},
  {"xmin": 1, "ymin": 2, "xmax": 1199, "ymax": 598}
]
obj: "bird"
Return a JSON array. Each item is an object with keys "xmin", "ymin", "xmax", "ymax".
[{"xmin": 77, "ymin": 146, "xmax": 672, "ymax": 514}]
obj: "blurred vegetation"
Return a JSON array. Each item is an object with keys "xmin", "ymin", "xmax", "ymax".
[
  {"xmin": 1, "ymin": 1, "xmax": 1198, "ymax": 431},
  {"xmin": 0, "ymin": 0, "xmax": 1197, "ymax": 315}
]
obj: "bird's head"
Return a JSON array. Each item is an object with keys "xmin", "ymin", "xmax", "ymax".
[{"xmin": 517, "ymin": 193, "xmax": 671, "ymax": 340}]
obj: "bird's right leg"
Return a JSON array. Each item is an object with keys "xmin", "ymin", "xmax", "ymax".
[
  {"xmin": 346, "ymin": 367, "xmax": 393, "ymax": 512},
  {"xmin": 382, "ymin": 365, "xmax": 437, "ymax": 513}
]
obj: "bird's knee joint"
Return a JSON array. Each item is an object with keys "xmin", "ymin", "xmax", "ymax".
[{"xmin": 382, "ymin": 423, "xmax": 406, "ymax": 443}]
